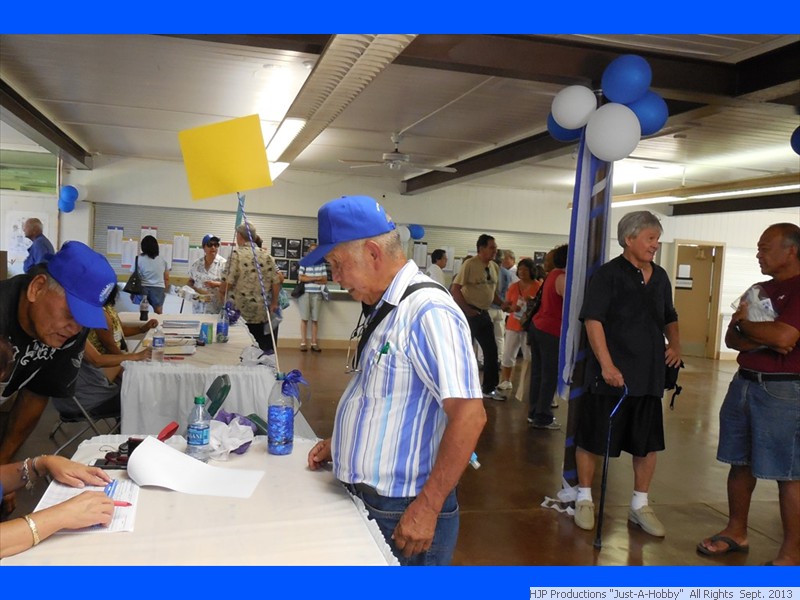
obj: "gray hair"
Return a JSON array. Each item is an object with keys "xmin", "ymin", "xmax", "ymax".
[
  {"xmin": 24, "ymin": 218, "xmax": 43, "ymax": 235},
  {"xmin": 617, "ymin": 211, "xmax": 663, "ymax": 248},
  {"xmin": 339, "ymin": 229, "xmax": 404, "ymax": 261},
  {"xmin": 236, "ymin": 222, "xmax": 257, "ymax": 240}
]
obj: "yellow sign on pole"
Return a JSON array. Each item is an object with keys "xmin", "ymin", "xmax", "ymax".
[{"xmin": 179, "ymin": 114, "xmax": 272, "ymax": 200}]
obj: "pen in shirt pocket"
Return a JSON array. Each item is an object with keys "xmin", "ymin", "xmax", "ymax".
[{"xmin": 376, "ymin": 342, "xmax": 393, "ymax": 363}]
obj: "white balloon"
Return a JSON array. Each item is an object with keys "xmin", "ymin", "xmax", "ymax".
[
  {"xmin": 585, "ymin": 103, "xmax": 641, "ymax": 162},
  {"xmin": 398, "ymin": 225, "xmax": 411, "ymax": 244},
  {"xmin": 551, "ymin": 85, "xmax": 597, "ymax": 130}
]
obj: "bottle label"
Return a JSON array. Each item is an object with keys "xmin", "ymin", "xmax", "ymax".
[
  {"xmin": 153, "ymin": 337, "xmax": 165, "ymax": 349},
  {"xmin": 187, "ymin": 424, "xmax": 209, "ymax": 446}
]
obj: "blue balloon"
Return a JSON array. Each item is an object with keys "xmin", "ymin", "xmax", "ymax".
[
  {"xmin": 602, "ymin": 55, "xmax": 652, "ymax": 105},
  {"xmin": 58, "ymin": 197, "xmax": 76, "ymax": 213},
  {"xmin": 408, "ymin": 224, "xmax": 425, "ymax": 240},
  {"xmin": 547, "ymin": 113, "xmax": 581, "ymax": 142},
  {"xmin": 60, "ymin": 185, "xmax": 79, "ymax": 204},
  {"xmin": 791, "ymin": 125, "xmax": 800, "ymax": 156},
  {"xmin": 627, "ymin": 91, "xmax": 669, "ymax": 136}
]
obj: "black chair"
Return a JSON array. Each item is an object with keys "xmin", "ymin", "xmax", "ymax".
[{"xmin": 49, "ymin": 396, "xmax": 121, "ymax": 456}]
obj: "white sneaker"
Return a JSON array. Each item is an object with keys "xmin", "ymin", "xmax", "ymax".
[
  {"xmin": 496, "ymin": 380, "xmax": 513, "ymax": 391},
  {"xmin": 574, "ymin": 499, "xmax": 595, "ymax": 531},
  {"xmin": 628, "ymin": 505, "xmax": 666, "ymax": 537}
]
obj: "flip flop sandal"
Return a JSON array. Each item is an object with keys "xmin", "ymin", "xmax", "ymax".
[
  {"xmin": 696, "ymin": 534, "xmax": 749, "ymax": 556},
  {"xmin": 311, "ymin": 344, "xmax": 322, "ymax": 353},
  {"xmin": 300, "ymin": 343, "xmax": 308, "ymax": 352}
]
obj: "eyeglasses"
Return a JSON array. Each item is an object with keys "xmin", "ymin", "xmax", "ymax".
[
  {"xmin": 344, "ymin": 313, "xmax": 367, "ymax": 374},
  {"xmin": 485, "ymin": 267, "xmax": 493, "ymax": 283},
  {"xmin": 206, "ymin": 243, "xmax": 220, "ymax": 248}
]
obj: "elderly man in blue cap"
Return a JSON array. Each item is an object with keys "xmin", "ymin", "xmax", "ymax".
[
  {"xmin": 0, "ymin": 241, "xmax": 117, "ymax": 465},
  {"xmin": 304, "ymin": 196, "xmax": 486, "ymax": 566}
]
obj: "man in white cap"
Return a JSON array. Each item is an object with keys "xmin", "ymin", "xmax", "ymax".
[
  {"xmin": 0, "ymin": 241, "xmax": 117, "ymax": 465},
  {"xmin": 305, "ymin": 195, "xmax": 486, "ymax": 566}
]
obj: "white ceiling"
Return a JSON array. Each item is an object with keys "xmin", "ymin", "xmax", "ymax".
[{"xmin": 1, "ymin": 34, "xmax": 798, "ymax": 212}]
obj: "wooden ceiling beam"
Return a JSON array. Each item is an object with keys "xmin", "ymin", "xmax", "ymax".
[{"xmin": 0, "ymin": 79, "xmax": 91, "ymax": 170}]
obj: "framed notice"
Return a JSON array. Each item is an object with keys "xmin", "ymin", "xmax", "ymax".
[
  {"xmin": 288, "ymin": 260, "xmax": 300, "ymax": 281},
  {"xmin": 286, "ymin": 238, "xmax": 301, "ymax": 260},
  {"xmin": 271, "ymin": 237, "xmax": 286, "ymax": 258},
  {"xmin": 302, "ymin": 237, "xmax": 317, "ymax": 256},
  {"xmin": 275, "ymin": 258, "xmax": 289, "ymax": 276},
  {"xmin": 533, "ymin": 251, "xmax": 546, "ymax": 266}
]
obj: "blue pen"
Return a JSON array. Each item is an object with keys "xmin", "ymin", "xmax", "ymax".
[{"xmin": 104, "ymin": 479, "xmax": 118, "ymax": 498}]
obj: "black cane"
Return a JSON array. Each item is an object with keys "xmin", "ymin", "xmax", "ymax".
[{"xmin": 594, "ymin": 384, "xmax": 628, "ymax": 550}]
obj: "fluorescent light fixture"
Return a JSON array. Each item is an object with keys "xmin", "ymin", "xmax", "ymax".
[
  {"xmin": 687, "ymin": 184, "xmax": 800, "ymax": 201},
  {"xmin": 612, "ymin": 196, "xmax": 682, "ymax": 208},
  {"xmin": 269, "ymin": 162, "xmax": 290, "ymax": 180},
  {"xmin": 266, "ymin": 118, "xmax": 306, "ymax": 162}
]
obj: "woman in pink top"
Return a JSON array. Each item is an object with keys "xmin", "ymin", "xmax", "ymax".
[{"xmin": 527, "ymin": 244, "xmax": 568, "ymax": 429}]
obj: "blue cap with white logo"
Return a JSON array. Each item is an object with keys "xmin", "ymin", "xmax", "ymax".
[
  {"xmin": 300, "ymin": 196, "xmax": 396, "ymax": 266},
  {"xmin": 44, "ymin": 241, "xmax": 117, "ymax": 329}
]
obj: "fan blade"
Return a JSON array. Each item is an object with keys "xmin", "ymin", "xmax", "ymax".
[
  {"xmin": 406, "ymin": 162, "xmax": 457, "ymax": 173},
  {"xmin": 348, "ymin": 163, "xmax": 385, "ymax": 169},
  {"xmin": 338, "ymin": 159, "xmax": 384, "ymax": 165}
]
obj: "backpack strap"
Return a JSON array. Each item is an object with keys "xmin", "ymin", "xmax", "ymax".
[{"xmin": 356, "ymin": 282, "xmax": 447, "ymax": 366}]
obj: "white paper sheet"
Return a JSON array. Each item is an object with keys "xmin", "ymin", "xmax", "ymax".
[
  {"xmin": 127, "ymin": 436, "xmax": 264, "ymax": 498},
  {"xmin": 35, "ymin": 477, "xmax": 140, "ymax": 533}
]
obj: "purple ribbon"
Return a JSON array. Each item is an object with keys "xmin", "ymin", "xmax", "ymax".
[{"xmin": 280, "ymin": 369, "xmax": 308, "ymax": 399}]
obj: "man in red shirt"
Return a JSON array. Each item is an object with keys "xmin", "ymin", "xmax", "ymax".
[{"xmin": 697, "ymin": 223, "xmax": 800, "ymax": 566}]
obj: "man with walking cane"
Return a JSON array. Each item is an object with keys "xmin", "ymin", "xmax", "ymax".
[{"xmin": 572, "ymin": 211, "xmax": 682, "ymax": 538}]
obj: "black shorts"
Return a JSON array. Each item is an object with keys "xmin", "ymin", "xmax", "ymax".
[{"xmin": 574, "ymin": 392, "xmax": 665, "ymax": 458}]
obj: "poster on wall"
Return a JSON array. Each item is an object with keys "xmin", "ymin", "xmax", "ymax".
[
  {"xmin": 271, "ymin": 237, "xmax": 286, "ymax": 258},
  {"xmin": 288, "ymin": 260, "xmax": 299, "ymax": 281},
  {"xmin": 302, "ymin": 237, "xmax": 317, "ymax": 256},
  {"xmin": 275, "ymin": 258, "xmax": 289, "ymax": 276},
  {"xmin": 107, "ymin": 226, "xmax": 124, "ymax": 255},
  {"xmin": 533, "ymin": 251, "xmax": 546, "ymax": 265},
  {"xmin": 286, "ymin": 238, "xmax": 301, "ymax": 259}
]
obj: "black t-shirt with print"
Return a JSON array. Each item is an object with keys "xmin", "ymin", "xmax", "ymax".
[{"xmin": 0, "ymin": 275, "xmax": 88, "ymax": 400}]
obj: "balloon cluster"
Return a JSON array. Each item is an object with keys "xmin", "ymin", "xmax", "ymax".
[
  {"xmin": 398, "ymin": 224, "xmax": 425, "ymax": 243},
  {"xmin": 58, "ymin": 184, "xmax": 87, "ymax": 213},
  {"xmin": 548, "ymin": 55, "xmax": 669, "ymax": 162}
]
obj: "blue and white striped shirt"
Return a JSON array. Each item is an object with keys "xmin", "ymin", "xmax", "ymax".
[
  {"xmin": 332, "ymin": 260, "xmax": 482, "ymax": 497},
  {"xmin": 298, "ymin": 263, "xmax": 327, "ymax": 293}
]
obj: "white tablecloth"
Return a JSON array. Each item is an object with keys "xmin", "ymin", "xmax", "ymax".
[
  {"xmin": 118, "ymin": 313, "xmax": 286, "ymax": 436},
  {"xmin": 1, "ymin": 435, "xmax": 397, "ymax": 566}
]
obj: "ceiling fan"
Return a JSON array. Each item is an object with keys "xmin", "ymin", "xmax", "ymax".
[{"xmin": 338, "ymin": 133, "xmax": 457, "ymax": 173}]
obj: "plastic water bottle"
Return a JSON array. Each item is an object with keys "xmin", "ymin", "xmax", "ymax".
[
  {"xmin": 267, "ymin": 373, "xmax": 295, "ymax": 455},
  {"xmin": 139, "ymin": 296, "xmax": 149, "ymax": 321},
  {"xmin": 151, "ymin": 324, "xmax": 165, "ymax": 362},
  {"xmin": 216, "ymin": 308, "xmax": 229, "ymax": 343},
  {"xmin": 186, "ymin": 395, "xmax": 211, "ymax": 462}
]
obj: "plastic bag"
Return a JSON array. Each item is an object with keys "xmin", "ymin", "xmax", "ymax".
[
  {"xmin": 734, "ymin": 284, "xmax": 777, "ymax": 322},
  {"xmin": 208, "ymin": 410, "xmax": 257, "ymax": 460}
]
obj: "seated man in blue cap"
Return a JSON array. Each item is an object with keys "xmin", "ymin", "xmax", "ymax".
[
  {"xmin": 0, "ymin": 241, "xmax": 117, "ymax": 465},
  {"xmin": 305, "ymin": 195, "xmax": 486, "ymax": 566}
]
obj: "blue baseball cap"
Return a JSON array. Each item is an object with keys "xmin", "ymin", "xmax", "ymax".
[
  {"xmin": 202, "ymin": 234, "xmax": 220, "ymax": 246},
  {"xmin": 300, "ymin": 196, "xmax": 396, "ymax": 266},
  {"xmin": 44, "ymin": 241, "xmax": 117, "ymax": 329}
]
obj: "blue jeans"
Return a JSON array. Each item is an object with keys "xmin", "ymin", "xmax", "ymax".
[
  {"xmin": 345, "ymin": 484, "xmax": 460, "ymax": 566},
  {"xmin": 142, "ymin": 286, "xmax": 165, "ymax": 311},
  {"xmin": 717, "ymin": 373, "xmax": 800, "ymax": 480}
]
